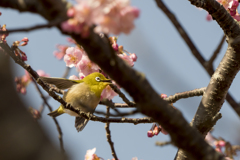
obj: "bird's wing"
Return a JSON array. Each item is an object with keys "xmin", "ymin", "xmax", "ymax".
[{"xmin": 40, "ymin": 77, "xmax": 83, "ymax": 89}]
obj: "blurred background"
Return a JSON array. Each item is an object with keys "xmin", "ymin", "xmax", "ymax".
[{"xmin": 1, "ymin": 0, "xmax": 240, "ymax": 159}]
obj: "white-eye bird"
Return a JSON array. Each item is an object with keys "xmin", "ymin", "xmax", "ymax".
[{"xmin": 40, "ymin": 72, "xmax": 112, "ymax": 132}]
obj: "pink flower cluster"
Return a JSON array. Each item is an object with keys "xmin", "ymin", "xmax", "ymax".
[
  {"xmin": 29, "ymin": 107, "xmax": 41, "ymax": 120},
  {"xmin": 15, "ymin": 70, "xmax": 49, "ymax": 94},
  {"xmin": 54, "ymin": 44, "xmax": 69, "ymax": 60},
  {"xmin": 64, "ymin": 46, "xmax": 100, "ymax": 75},
  {"xmin": 62, "ymin": 36, "xmax": 137, "ymax": 100},
  {"xmin": 53, "ymin": 38, "xmax": 76, "ymax": 60},
  {"xmin": 109, "ymin": 36, "xmax": 137, "ymax": 67},
  {"xmin": 205, "ymin": 132, "xmax": 238, "ymax": 159},
  {"xmin": 85, "ymin": 148, "xmax": 100, "ymax": 160},
  {"xmin": 64, "ymin": 46, "xmax": 117, "ymax": 99},
  {"xmin": 207, "ymin": 0, "xmax": 240, "ymax": 21},
  {"xmin": 147, "ymin": 94, "xmax": 177, "ymax": 138},
  {"xmin": 61, "ymin": 0, "xmax": 140, "ymax": 36},
  {"xmin": 0, "ymin": 24, "xmax": 8, "ymax": 43},
  {"xmin": 147, "ymin": 123, "xmax": 168, "ymax": 138},
  {"xmin": 12, "ymin": 37, "xmax": 30, "ymax": 61}
]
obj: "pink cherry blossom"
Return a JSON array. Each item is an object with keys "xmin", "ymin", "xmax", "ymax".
[
  {"xmin": 15, "ymin": 70, "xmax": 49, "ymax": 94},
  {"xmin": 153, "ymin": 126, "xmax": 160, "ymax": 135},
  {"xmin": 15, "ymin": 71, "xmax": 31, "ymax": 94},
  {"xmin": 37, "ymin": 70, "xmax": 49, "ymax": 77},
  {"xmin": 229, "ymin": 0, "xmax": 239, "ymax": 10},
  {"xmin": 101, "ymin": 85, "xmax": 118, "ymax": 100},
  {"xmin": 21, "ymin": 52, "xmax": 27, "ymax": 61},
  {"xmin": 129, "ymin": 53, "xmax": 137, "ymax": 62},
  {"xmin": 0, "ymin": 24, "xmax": 8, "ymax": 42},
  {"xmin": 147, "ymin": 130, "xmax": 154, "ymax": 138},
  {"xmin": 160, "ymin": 93, "xmax": 168, "ymax": 99},
  {"xmin": 69, "ymin": 75, "xmax": 80, "ymax": 80},
  {"xmin": 61, "ymin": 19, "xmax": 83, "ymax": 34},
  {"xmin": 61, "ymin": 0, "xmax": 140, "ymax": 35},
  {"xmin": 217, "ymin": 0, "xmax": 232, "ymax": 9},
  {"xmin": 205, "ymin": 0, "xmax": 240, "ymax": 21},
  {"xmin": 54, "ymin": 44, "xmax": 69, "ymax": 60},
  {"xmin": 67, "ymin": 7, "xmax": 75, "ymax": 17},
  {"xmin": 94, "ymin": 0, "xmax": 140, "ymax": 35},
  {"xmin": 85, "ymin": 148, "xmax": 100, "ymax": 160},
  {"xmin": 205, "ymin": 132, "xmax": 215, "ymax": 146},
  {"xmin": 79, "ymin": 72, "xmax": 85, "ymax": 79},
  {"xmin": 206, "ymin": 14, "xmax": 213, "ymax": 21},
  {"xmin": 29, "ymin": 107, "xmax": 41, "ymax": 119},
  {"xmin": 118, "ymin": 54, "xmax": 134, "ymax": 67},
  {"xmin": 232, "ymin": 12, "xmax": 240, "ymax": 21},
  {"xmin": 64, "ymin": 47, "xmax": 83, "ymax": 67},
  {"xmin": 76, "ymin": 54, "xmax": 99, "ymax": 76},
  {"xmin": 67, "ymin": 37, "xmax": 76, "ymax": 44}
]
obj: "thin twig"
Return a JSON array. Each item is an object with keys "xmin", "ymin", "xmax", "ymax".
[
  {"xmin": 0, "ymin": 21, "xmax": 61, "ymax": 34},
  {"xmin": 105, "ymin": 106, "xmax": 118, "ymax": 160},
  {"xmin": 164, "ymin": 87, "xmax": 206, "ymax": 103},
  {"xmin": 39, "ymin": 104, "xmax": 45, "ymax": 114},
  {"xmin": 32, "ymin": 80, "xmax": 65, "ymax": 153},
  {"xmin": 100, "ymin": 100, "xmax": 136, "ymax": 108},
  {"xmin": 155, "ymin": 141, "xmax": 172, "ymax": 147},
  {"xmin": 99, "ymin": 99, "xmax": 121, "ymax": 114},
  {"xmin": 205, "ymin": 35, "xmax": 226, "ymax": 69},
  {"xmin": 62, "ymin": 67, "xmax": 71, "ymax": 78},
  {"xmin": 155, "ymin": 0, "xmax": 240, "ymax": 118},
  {"xmin": 64, "ymin": 104, "xmax": 153, "ymax": 124},
  {"xmin": 211, "ymin": 113, "xmax": 222, "ymax": 126},
  {"xmin": 48, "ymin": 84, "xmax": 64, "ymax": 95},
  {"xmin": 109, "ymin": 84, "xmax": 135, "ymax": 107},
  {"xmin": 95, "ymin": 109, "xmax": 139, "ymax": 117},
  {"xmin": 101, "ymin": 88, "xmax": 206, "ymax": 108}
]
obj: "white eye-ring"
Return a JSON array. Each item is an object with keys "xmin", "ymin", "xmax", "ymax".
[{"xmin": 95, "ymin": 77, "xmax": 101, "ymax": 82}]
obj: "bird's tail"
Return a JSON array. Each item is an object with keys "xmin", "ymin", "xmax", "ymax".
[
  {"xmin": 48, "ymin": 106, "xmax": 64, "ymax": 117},
  {"xmin": 75, "ymin": 117, "xmax": 89, "ymax": 132}
]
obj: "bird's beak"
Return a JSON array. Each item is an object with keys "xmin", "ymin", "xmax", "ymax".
[{"xmin": 101, "ymin": 79, "xmax": 112, "ymax": 83}]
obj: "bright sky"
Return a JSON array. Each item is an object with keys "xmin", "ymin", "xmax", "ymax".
[{"xmin": 1, "ymin": 0, "xmax": 240, "ymax": 159}]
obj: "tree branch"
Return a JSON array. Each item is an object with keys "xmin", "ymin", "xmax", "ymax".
[
  {"xmin": 0, "ymin": 1, "xmax": 226, "ymax": 159},
  {"xmin": 105, "ymin": 106, "xmax": 118, "ymax": 160},
  {"xmin": 0, "ymin": 22, "xmax": 61, "ymax": 34},
  {"xmin": 155, "ymin": 0, "xmax": 240, "ymax": 118},
  {"xmin": 0, "ymin": 42, "xmax": 153, "ymax": 125},
  {"xmin": 174, "ymin": 0, "xmax": 240, "ymax": 158},
  {"xmin": 155, "ymin": 141, "xmax": 172, "ymax": 147},
  {"xmin": 32, "ymin": 80, "xmax": 64, "ymax": 153},
  {"xmin": 164, "ymin": 87, "xmax": 206, "ymax": 103}
]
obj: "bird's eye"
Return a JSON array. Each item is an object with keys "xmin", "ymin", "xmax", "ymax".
[{"xmin": 95, "ymin": 77, "xmax": 101, "ymax": 82}]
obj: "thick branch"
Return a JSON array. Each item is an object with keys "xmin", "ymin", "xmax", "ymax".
[
  {"xmin": 155, "ymin": 0, "xmax": 240, "ymax": 118},
  {"xmin": 189, "ymin": 0, "xmax": 240, "ymax": 38},
  {"xmin": 0, "ymin": 0, "xmax": 71, "ymax": 22},
  {"xmin": 69, "ymin": 27, "xmax": 224, "ymax": 160},
  {"xmin": 192, "ymin": 39, "xmax": 240, "ymax": 135},
  {"xmin": 0, "ymin": 1, "xmax": 225, "ymax": 159}
]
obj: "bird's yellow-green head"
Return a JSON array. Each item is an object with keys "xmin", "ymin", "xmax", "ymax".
[{"xmin": 83, "ymin": 72, "xmax": 112, "ymax": 97}]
